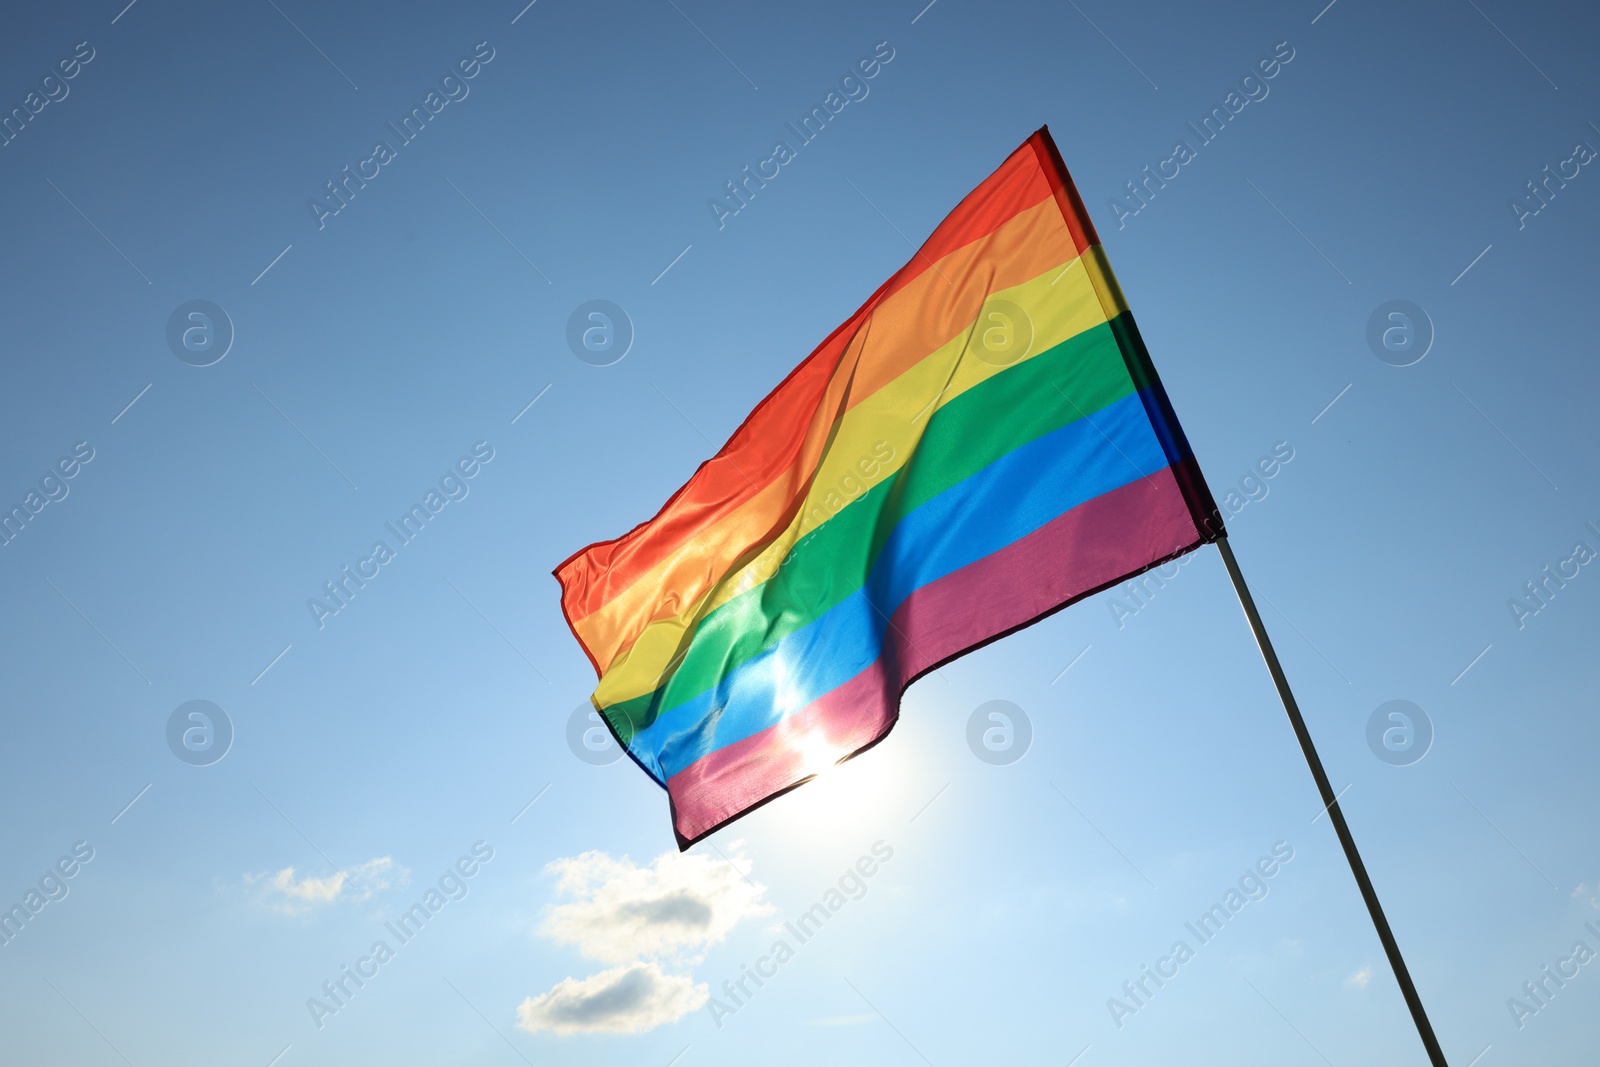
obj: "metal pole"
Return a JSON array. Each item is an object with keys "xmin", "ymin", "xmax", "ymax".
[{"xmin": 1214, "ymin": 535, "xmax": 1449, "ymax": 1067}]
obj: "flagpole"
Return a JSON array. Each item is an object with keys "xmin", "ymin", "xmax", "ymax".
[{"xmin": 1213, "ymin": 535, "xmax": 1449, "ymax": 1067}]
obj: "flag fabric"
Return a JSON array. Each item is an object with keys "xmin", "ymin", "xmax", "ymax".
[{"xmin": 555, "ymin": 127, "xmax": 1224, "ymax": 848}]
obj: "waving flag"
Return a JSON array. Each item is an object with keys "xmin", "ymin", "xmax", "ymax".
[{"xmin": 555, "ymin": 127, "xmax": 1223, "ymax": 847}]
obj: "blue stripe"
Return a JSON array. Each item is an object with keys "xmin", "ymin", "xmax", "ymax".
[{"xmin": 631, "ymin": 389, "xmax": 1170, "ymax": 781}]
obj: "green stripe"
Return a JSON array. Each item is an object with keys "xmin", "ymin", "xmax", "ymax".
[{"xmin": 606, "ymin": 315, "xmax": 1140, "ymax": 744}]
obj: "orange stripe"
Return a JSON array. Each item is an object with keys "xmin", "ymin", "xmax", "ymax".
[
  {"xmin": 554, "ymin": 141, "xmax": 1067, "ymax": 654},
  {"xmin": 591, "ymin": 252, "xmax": 1122, "ymax": 708},
  {"xmin": 568, "ymin": 197, "xmax": 1083, "ymax": 675}
]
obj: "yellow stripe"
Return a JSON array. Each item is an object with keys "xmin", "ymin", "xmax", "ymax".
[
  {"xmin": 569, "ymin": 197, "xmax": 1082, "ymax": 674},
  {"xmin": 592, "ymin": 253, "xmax": 1123, "ymax": 708}
]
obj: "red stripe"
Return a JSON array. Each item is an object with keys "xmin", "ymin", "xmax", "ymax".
[
  {"xmin": 1028, "ymin": 125, "xmax": 1101, "ymax": 251},
  {"xmin": 554, "ymin": 133, "xmax": 1073, "ymax": 632},
  {"xmin": 666, "ymin": 462, "xmax": 1204, "ymax": 845}
]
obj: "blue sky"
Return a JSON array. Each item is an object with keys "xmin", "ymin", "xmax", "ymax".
[{"xmin": 1, "ymin": 0, "xmax": 1597, "ymax": 1064}]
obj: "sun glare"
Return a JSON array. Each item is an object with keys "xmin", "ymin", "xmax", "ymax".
[{"xmin": 771, "ymin": 722, "xmax": 909, "ymax": 840}]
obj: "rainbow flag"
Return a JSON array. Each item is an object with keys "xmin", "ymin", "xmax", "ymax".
[{"xmin": 555, "ymin": 127, "xmax": 1223, "ymax": 847}]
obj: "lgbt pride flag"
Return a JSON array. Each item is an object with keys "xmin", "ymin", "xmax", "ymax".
[{"xmin": 555, "ymin": 127, "xmax": 1223, "ymax": 847}]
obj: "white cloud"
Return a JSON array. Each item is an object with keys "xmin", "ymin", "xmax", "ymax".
[
  {"xmin": 1573, "ymin": 883, "xmax": 1599, "ymax": 909},
  {"xmin": 514, "ymin": 845, "xmax": 772, "ymax": 1036},
  {"xmin": 515, "ymin": 962, "xmax": 707, "ymax": 1036},
  {"xmin": 539, "ymin": 846, "xmax": 772, "ymax": 965},
  {"xmin": 268, "ymin": 868, "xmax": 345, "ymax": 903},
  {"xmin": 1347, "ymin": 965, "xmax": 1373, "ymax": 989},
  {"xmin": 248, "ymin": 857, "xmax": 404, "ymax": 913}
]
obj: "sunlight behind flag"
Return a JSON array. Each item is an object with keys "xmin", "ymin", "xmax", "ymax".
[{"xmin": 554, "ymin": 127, "xmax": 1224, "ymax": 848}]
